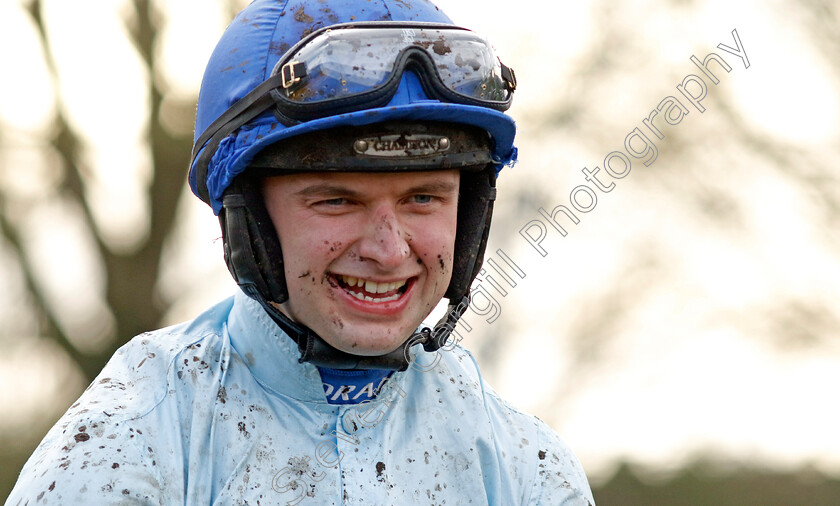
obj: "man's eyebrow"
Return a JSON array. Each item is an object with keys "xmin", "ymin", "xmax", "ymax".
[
  {"xmin": 404, "ymin": 180, "xmax": 459, "ymax": 195},
  {"xmin": 293, "ymin": 180, "xmax": 459, "ymax": 197},
  {"xmin": 294, "ymin": 183, "xmax": 362, "ymax": 198}
]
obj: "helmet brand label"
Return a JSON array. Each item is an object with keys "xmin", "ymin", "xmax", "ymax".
[{"xmin": 354, "ymin": 134, "xmax": 451, "ymax": 157}]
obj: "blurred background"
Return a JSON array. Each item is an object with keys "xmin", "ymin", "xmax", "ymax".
[{"xmin": 1, "ymin": 0, "xmax": 838, "ymax": 503}]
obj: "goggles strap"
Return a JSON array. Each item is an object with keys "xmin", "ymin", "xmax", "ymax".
[
  {"xmin": 501, "ymin": 64, "xmax": 517, "ymax": 92},
  {"xmin": 192, "ymin": 73, "xmax": 289, "ymax": 204},
  {"xmin": 192, "ymin": 73, "xmax": 286, "ymax": 161}
]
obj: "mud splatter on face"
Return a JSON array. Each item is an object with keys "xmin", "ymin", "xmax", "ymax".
[{"xmin": 331, "ymin": 316, "xmax": 345, "ymax": 329}]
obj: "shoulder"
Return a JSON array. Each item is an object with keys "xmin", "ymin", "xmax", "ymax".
[
  {"xmin": 434, "ymin": 345, "xmax": 596, "ymax": 505},
  {"xmin": 6, "ymin": 297, "xmax": 236, "ymax": 504},
  {"xmin": 527, "ymin": 415, "xmax": 596, "ymax": 505},
  {"xmin": 68, "ymin": 295, "xmax": 235, "ymax": 424}
]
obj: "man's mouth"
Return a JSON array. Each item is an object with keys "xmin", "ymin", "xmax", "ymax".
[{"xmin": 333, "ymin": 274, "xmax": 411, "ymax": 303}]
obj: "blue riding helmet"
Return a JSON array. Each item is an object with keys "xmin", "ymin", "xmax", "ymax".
[{"xmin": 189, "ymin": 0, "xmax": 517, "ymax": 214}]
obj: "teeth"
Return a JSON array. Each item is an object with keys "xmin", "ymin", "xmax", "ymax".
[
  {"xmin": 351, "ymin": 291, "xmax": 401, "ymax": 303},
  {"xmin": 339, "ymin": 275, "xmax": 407, "ymax": 298}
]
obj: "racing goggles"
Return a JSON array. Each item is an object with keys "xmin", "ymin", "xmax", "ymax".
[
  {"xmin": 270, "ymin": 22, "xmax": 517, "ymax": 121},
  {"xmin": 191, "ymin": 23, "xmax": 515, "ymax": 195}
]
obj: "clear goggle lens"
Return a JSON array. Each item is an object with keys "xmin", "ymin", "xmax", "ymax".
[{"xmin": 277, "ymin": 26, "xmax": 512, "ymax": 105}]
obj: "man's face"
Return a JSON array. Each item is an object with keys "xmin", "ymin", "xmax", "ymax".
[{"xmin": 262, "ymin": 170, "xmax": 460, "ymax": 356}]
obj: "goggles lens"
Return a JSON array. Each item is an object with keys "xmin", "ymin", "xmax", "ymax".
[{"xmin": 277, "ymin": 25, "xmax": 513, "ymax": 105}]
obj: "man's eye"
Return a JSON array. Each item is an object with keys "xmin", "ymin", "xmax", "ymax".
[
  {"xmin": 411, "ymin": 195, "xmax": 434, "ymax": 204},
  {"xmin": 320, "ymin": 198, "xmax": 347, "ymax": 206}
]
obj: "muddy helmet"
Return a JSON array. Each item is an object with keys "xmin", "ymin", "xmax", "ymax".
[{"xmin": 189, "ymin": 0, "xmax": 517, "ymax": 369}]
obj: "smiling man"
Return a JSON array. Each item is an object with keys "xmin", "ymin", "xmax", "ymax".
[
  {"xmin": 263, "ymin": 168, "xmax": 460, "ymax": 355},
  {"xmin": 8, "ymin": 0, "xmax": 594, "ymax": 504}
]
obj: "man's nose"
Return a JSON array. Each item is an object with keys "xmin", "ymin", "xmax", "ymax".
[{"xmin": 357, "ymin": 204, "xmax": 411, "ymax": 268}]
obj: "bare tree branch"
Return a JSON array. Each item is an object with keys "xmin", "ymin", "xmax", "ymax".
[
  {"xmin": 14, "ymin": 0, "xmax": 193, "ymax": 380},
  {"xmin": 0, "ymin": 195, "xmax": 102, "ymax": 378}
]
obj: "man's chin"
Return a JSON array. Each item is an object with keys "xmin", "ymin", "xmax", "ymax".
[
  {"xmin": 270, "ymin": 301, "xmax": 421, "ymax": 357},
  {"xmin": 322, "ymin": 333, "xmax": 408, "ymax": 357}
]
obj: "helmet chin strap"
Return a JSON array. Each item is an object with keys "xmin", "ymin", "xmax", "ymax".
[{"xmin": 242, "ymin": 283, "xmax": 469, "ymax": 371}]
